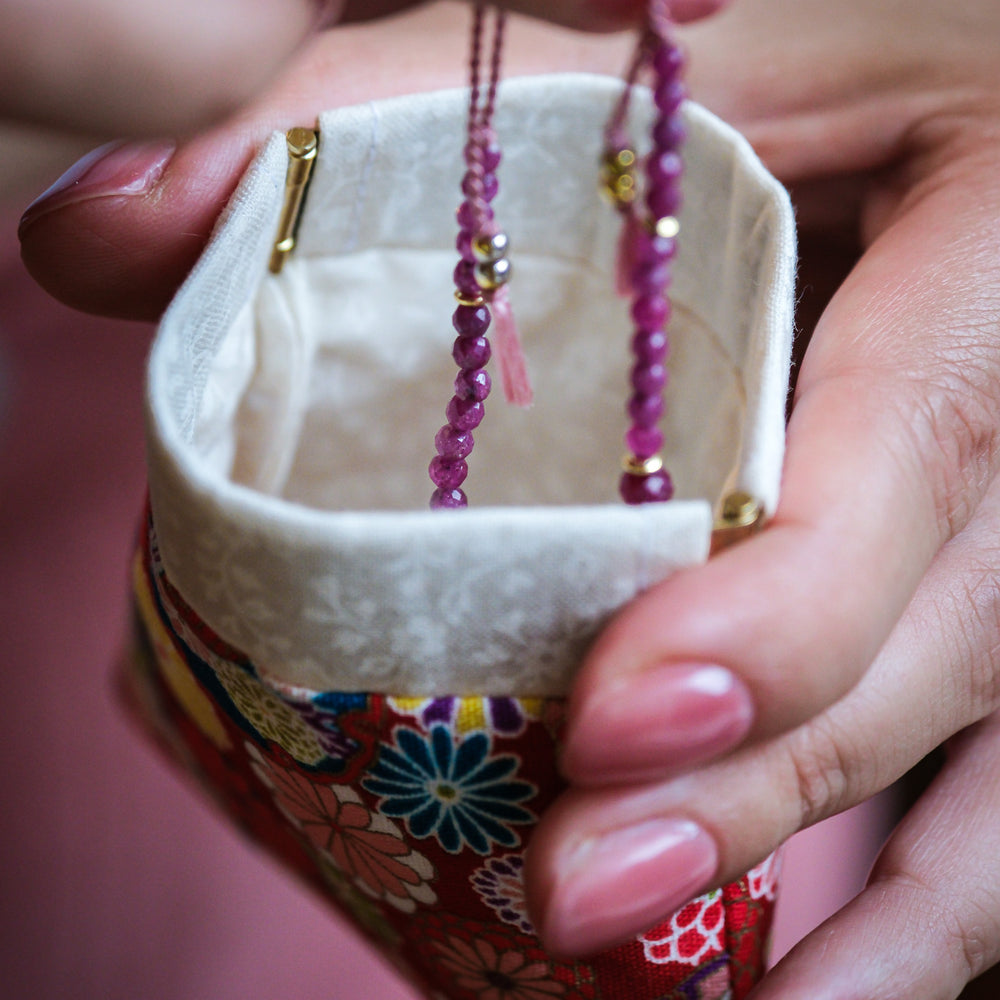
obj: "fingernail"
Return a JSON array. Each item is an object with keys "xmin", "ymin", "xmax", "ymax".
[
  {"xmin": 18, "ymin": 139, "xmax": 175, "ymax": 237},
  {"xmin": 542, "ymin": 818, "xmax": 718, "ymax": 956},
  {"xmin": 564, "ymin": 665, "xmax": 753, "ymax": 783}
]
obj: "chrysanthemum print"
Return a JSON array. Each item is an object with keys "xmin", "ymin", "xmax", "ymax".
[
  {"xmin": 126, "ymin": 513, "xmax": 780, "ymax": 1000},
  {"xmin": 363, "ymin": 725, "xmax": 536, "ymax": 855}
]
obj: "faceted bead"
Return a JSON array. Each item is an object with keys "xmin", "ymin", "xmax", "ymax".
[
  {"xmin": 463, "ymin": 140, "xmax": 502, "ymax": 173},
  {"xmin": 647, "ymin": 183, "xmax": 682, "ymax": 220},
  {"xmin": 456, "ymin": 228, "xmax": 475, "ymax": 260},
  {"xmin": 630, "ymin": 258, "xmax": 670, "ymax": 296},
  {"xmin": 482, "ymin": 142, "xmax": 502, "ymax": 172},
  {"xmin": 452, "ymin": 335, "xmax": 492, "ymax": 370},
  {"xmin": 619, "ymin": 469, "xmax": 674, "ymax": 505},
  {"xmin": 654, "ymin": 79, "xmax": 686, "ymax": 114},
  {"xmin": 452, "ymin": 303, "xmax": 491, "ymax": 337},
  {"xmin": 627, "ymin": 391, "xmax": 665, "ymax": 426},
  {"xmin": 633, "ymin": 230, "xmax": 677, "ymax": 266},
  {"xmin": 453, "ymin": 260, "xmax": 480, "ymax": 296},
  {"xmin": 435, "ymin": 425, "xmax": 474, "ymax": 459},
  {"xmin": 626, "ymin": 425, "xmax": 664, "ymax": 459},
  {"xmin": 461, "ymin": 171, "xmax": 484, "ymax": 199},
  {"xmin": 631, "ymin": 294, "xmax": 669, "ymax": 331},
  {"xmin": 429, "ymin": 455, "xmax": 469, "ymax": 489},
  {"xmin": 652, "ymin": 115, "xmax": 687, "ymax": 151},
  {"xmin": 430, "ymin": 486, "xmax": 468, "ymax": 509},
  {"xmin": 646, "ymin": 151, "xmax": 682, "ymax": 187},
  {"xmin": 456, "ymin": 201, "xmax": 478, "ymax": 231},
  {"xmin": 446, "ymin": 395, "xmax": 485, "ymax": 431},
  {"xmin": 455, "ymin": 367, "xmax": 492, "ymax": 401},
  {"xmin": 653, "ymin": 42, "xmax": 686, "ymax": 81},
  {"xmin": 632, "ymin": 328, "xmax": 669, "ymax": 363},
  {"xmin": 631, "ymin": 361, "xmax": 667, "ymax": 395}
]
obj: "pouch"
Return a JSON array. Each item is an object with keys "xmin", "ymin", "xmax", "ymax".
[{"xmin": 125, "ymin": 73, "xmax": 796, "ymax": 1000}]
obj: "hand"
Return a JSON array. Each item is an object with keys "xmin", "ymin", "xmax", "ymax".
[
  {"xmin": 14, "ymin": 0, "xmax": 723, "ymax": 317},
  {"xmin": 19, "ymin": 0, "xmax": 1000, "ymax": 997},
  {"xmin": 522, "ymin": 1, "xmax": 1000, "ymax": 996},
  {"xmin": 0, "ymin": 0, "xmax": 725, "ymax": 137}
]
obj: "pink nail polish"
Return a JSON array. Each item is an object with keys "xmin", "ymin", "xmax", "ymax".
[
  {"xmin": 563, "ymin": 664, "xmax": 753, "ymax": 783},
  {"xmin": 18, "ymin": 139, "xmax": 175, "ymax": 237},
  {"xmin": 542, "ymin": 818, "xmax": 718, "ymax": 957}
]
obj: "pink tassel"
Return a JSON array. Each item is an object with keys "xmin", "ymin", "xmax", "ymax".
[
  {"xmin": 491, "ymin": 287, "xmax": 533, "ymax": 407},
  {"xmin": 615, "ymin": 208, "xmax": 642, "ymax": 297}
]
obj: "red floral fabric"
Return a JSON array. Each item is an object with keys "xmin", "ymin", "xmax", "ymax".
[{"xmin": 124, "ymin": 517, "xmax": 778, "ymax": 1000}]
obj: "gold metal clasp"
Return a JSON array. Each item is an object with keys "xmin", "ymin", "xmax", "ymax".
[
  {"xmin": 269, "ymin": 126, "xmax": 319, "ymax": 274},
  {"xmin": 710, "ymin": 490, "xmax": 764, "ymax": 556}
]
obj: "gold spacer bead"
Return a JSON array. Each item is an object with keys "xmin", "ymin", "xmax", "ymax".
[
  {"xmin": 622, "ymin": 453, "xmax": 664, "ymax": 477},
  {"xmin": 472, "ymin": 231, "xmax": 509, "ymax": 264},
  {"xmin": 654, "ymin": 216, "xmax": 680, "ymax": 239},
  {"xmin": 475, "ymin": 256, "xmax": 512, "ymax": 291},
  {"xmin": 454, "ymin": 290, "xmax": 486, "ymax": 307}
]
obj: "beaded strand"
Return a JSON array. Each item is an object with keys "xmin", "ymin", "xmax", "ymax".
[
  {"xmin": 429, "ymin": 4, "xmax": 511, "ymax": 510},
  {"xmin": 606, "ymin": 3, "xmax": 686, "ymax": 505}
]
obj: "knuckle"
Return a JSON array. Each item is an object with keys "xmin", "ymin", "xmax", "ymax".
[
  {"xmin": 904, "ymin": 353, "xmax": 1000, "ymax": 539},
  {"xmin": 782, "ymin": 717, "xmax": 861, "ymax": 829},
  {"xmin": 942, "ymin": 893, "xmax": 1000, "ymax": 985}
]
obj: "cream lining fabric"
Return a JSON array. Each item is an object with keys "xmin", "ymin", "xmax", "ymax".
[{"xmin": 146, "ymin": 74, "xmax": 796, "ymax": 697}]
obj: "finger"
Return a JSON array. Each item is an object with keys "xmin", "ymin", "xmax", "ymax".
[
  {"xmin": 754, "ymin": 711, "xmax": 1000, "ymax": 1000},
  {"xmin": 484, "ymin": 0, "xmax": 731, "ymax": 31},
  {"xmin": 527, "ymin": 467, "xmax": 1000, "ymax": 957},
  {"xmin": 18, "ymin": 11, "xmax": 631, "ymax": 319},
  {"xmin": 560, "ymin": 138, "xmax": 1000, "ymax": 787},
  {"xmin": 0, "ymin": 0, "xmax": 322, "ymax": 136},
  {"xmin": 526, "ymin": 144, "xmax": 1000, "ymax": 955}
]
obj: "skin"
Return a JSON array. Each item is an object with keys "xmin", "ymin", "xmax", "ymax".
[{"xmin": 12, "ymin": 0, "xmax": 1000, "ymax": 996}]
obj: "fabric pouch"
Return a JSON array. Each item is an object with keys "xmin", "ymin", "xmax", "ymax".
[{"xmin": 126, "ymin": 73, "xmax": 796, "ymax": 1000}]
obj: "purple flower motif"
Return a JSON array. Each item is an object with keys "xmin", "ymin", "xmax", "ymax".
[
  {"xmin": 417, "ymin": 696, "xmax": 528, "ymax": 737},
  {"xmin": 470, "ymin": 853, "xmax": 534, "ymax": 934}
]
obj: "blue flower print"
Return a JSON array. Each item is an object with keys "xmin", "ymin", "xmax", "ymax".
[{"xmin": 362, "ymin": 725, "xmax": 536, "ymax": 855}]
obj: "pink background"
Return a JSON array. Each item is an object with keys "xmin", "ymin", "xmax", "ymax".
[{"xmin": 0, "ymin": 201, "xmax": 894, "ymax": 998}]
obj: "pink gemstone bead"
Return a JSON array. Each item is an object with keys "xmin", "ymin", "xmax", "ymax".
[
  {"xmin": 453, "ymin": 303, "xmax": 491, "ymax": 336},
  {"xmin": 429, "ymin": 455, "xmax": 469, "ymax": 489},
  {"xmin": 435, "ymin": 426, "xmax": 474, "ymax": 459},
  {"xmin": 430, "ymin": 486, "xmax": 468, "ymax": 509},
  {"xmin": 632, "ymin": 329, "xmax": 669, "ymax": 364},
  {"xmin": 648, "ymin": 184, "xmax": 682, "ymax": 221},
  {"xmin": 628, "ymin": 392, "xmax": 665, "ymax": 426},
  {"xmin": 654, "ymin": 79, "xmax": 686, "ymax": 114},
  {"xmin": 446, "ymin": 395, "xmax": 485, "ymax": 431},
  {"xmin": 456, "ymin": 229, "xmax": 475, "ymax": 259},
  {"xmin": 653, "ymin": 115, "xmax": 687, "ymax": 151},
  {"xmin": 653, "ymin": 42, "xmax": 686, "ymax": 80},
  {"xmin": 646, "ymin": 151, "xmax": 683, "ymax": 187},
  {"xmin": 452, "ymin": 335, "xmax": 492, "ymax": 370},
  {"xmin": 619, "ymin": 470, "xmax": 674, "ymax": 505},
  {"xmin": 632, "ymin": 294, "xmax": 669, "ymax": 331},
  {"xmin": 455, "ymin": 368, "xmax": 492, "ymax": 401},
  {"xmin": 626, "ymin": 425, "xmax": 664, "ymax": 459},
  {"xmin": 630, "ymin": 258, "xmax": 671, "ymax": 295},
  {"xmin": 453, "ymin": 260, "xmax": 480, "ymax": 296},
  {"xmin": 631, "ymin": 361, "xmax": 667, "ymax": 396}
]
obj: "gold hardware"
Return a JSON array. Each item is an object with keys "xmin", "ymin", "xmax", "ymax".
[
  {"xmin": 600, "ymin": 147, "xmax": 638, "ymax": 208},
  {"xmin": 473, "ymin": 231, "xmax": 509, "ymax": 264},
  {"xmin": 710, "ymin": 490, "xmax": 764, "ymax": 555},
  {"xmin": 455, "ymin": 291, "xmax": 486, "ymax": 307},
  {"xmin": 654, "ymin": 216, "xmax": 680, "ymax": 239},
  {"xmin": 269, "ymin": 127, "xmax": 319, "ymax": 274},
  {"xmin": 475, "ymin": 256, "xmax": 512, "ymax": 291},
  {"xmin": 622, "ymin": 453, "xmax": 664, "ymax": 476}
]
